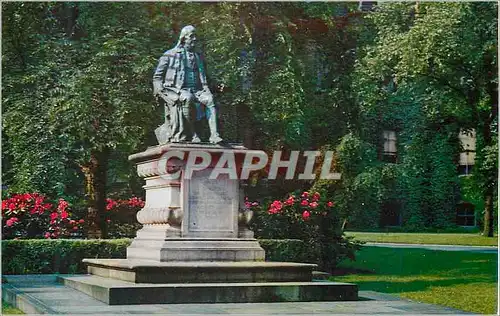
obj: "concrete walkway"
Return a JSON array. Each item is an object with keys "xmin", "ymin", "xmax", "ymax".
[
  {"xmin": 365, "ymin": 242, "xmax": 498, "ymax": 253},
  {"xmin": 2, "ymin": 274, "xmax": 472, "ymax": 315}
]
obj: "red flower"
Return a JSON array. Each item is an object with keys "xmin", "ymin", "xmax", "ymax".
[
  {"xmin": 244, "ymin": 201, "xmax": 251, "ymax": 208},
  {"xmin": 6, "ymin": 217, "xmax": 19, "ymax": 227},
  {"xmin": 106, "ymin": 198, "xmax": 118, "ymax": 211},
  {"xmin": 327, "ymin": 201, "xmax": 334, "ymax": 207},
  {"xmin": 69, "ymin": 220, "xmax": 76, "ymax": 225},
  {"xmin": 2, "ymin": 200, "xmax": 8, "ymax": 210},
  {"xmin": 312, "ymin": 192, "xmax": 320, "ymax": 201},
  {"xmin": 23, "ymin": 193, "xmax": 33, "ymax": 201},
  {"xmin": 73, "ymin": 226, "xmax": 78, "ymax": 230},
  {"xmin": 284, "ymin": 196, "xmax": 295, "ymax": 206},
  {"xmin": 60, "ymin": 210, "xmax": 69, "ymax": 219},
  {"xmin": 42, "ymin": 203, "xmax": 52, "ymax": 211},
  {"xmin": 128, "ymin": 197, "xmax": 145, "ymax": 208},
  {"xmin": 79, "ymin": 219, "xmax": 85, "ymax": 224},
  {"xmin": 300, "ymin": 200, "xmax": 309, "ymax": 207},
  {"xmin": 44, "ymin": 232, "xmax": 51, "ymax": 239},
  {"xmin": 8, "ymin": 203, "xmax": 16, "ymax": 211},
  {"xmin": 301, "ymin": 192, "xmax": 309, "ymax": 198},
  {"xmin": 310, "ymin": 202, "xmax": 318, "ymax": 209},
  {"xmin": 50, "ymin": 212, "xmax": 59, "ymax": 220},
  {"xmin": 302, "ymin": 210, "xmax": 311, "ymax": 220}
]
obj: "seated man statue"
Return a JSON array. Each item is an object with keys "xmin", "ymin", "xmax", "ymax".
[{"xmin": 153, "ymin": 25, "xmax": 223, "ymax": 144}]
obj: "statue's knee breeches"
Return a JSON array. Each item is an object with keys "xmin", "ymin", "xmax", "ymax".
[
  {"xmin": 179, "ymin": 90, "xmax": 195, "ymax": 104},
  {"xmin": 195, "ymin": 90, "xmax": 214, "ymax": 107}
]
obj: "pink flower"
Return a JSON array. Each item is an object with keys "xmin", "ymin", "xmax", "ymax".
[
  {"xmin": 251, "ymin": 202, "xmax": 259, "ymax": 206},
  {"xmin": 79, "ymin": 219, "xmax": 85, "ymax": 224},
  {"xmin": 73, "ymin": 226, "xmax": 79, "ymax": 230},
  {"xmin": 57, "ymin": 199, "xmax": 69, "ymax": 212},
  {"xmin": 244, "ymin": 201, "xmax": 251, "ymax": 208},
  {"xmin": 1, "ymin": 200, "xmax": 8, "ymax": 210},
  {"xmin": 302, "ymin": 210, "xmax": 311, "ymax": 220},
  {"xmin": 312, "ymin": 192, "xmax": 320, "ymax": 201},
  {"xmin": 268, "ymin": 207, "xmax": 279, "ymax": 214},
  {"xmin": 50, "ymin": 212, "xmax": 59, "ymax": 220},
  {"xmin": 44, "ymin": 232, "xmax": 51, "ymax": 239},
  {"xmin": 310, "ymin": 202, "xmax": 318, "ymax": 209},
  {"xmin": 6, "ymin": 217, "xmax": 19, "ymax": 227},
  {"xmin": 301, "ymin": 192, "xmax": 309, "ymax": 198},
  {"xmin": 327, "ymin": 201, "xmax": 334, "ymax": 207},
  {"xmin": 8, "ymin": 203, "xmax": 16, "ymax": 210},
  {"xmin": 69, "ymin": 220, "xmax": 76, "ymax": 225},
  {"xmin": 106, "ymin": 219, "xmax": 111, "ymax": 223},
  {"xmin": 271, "ymin": 200, "xmax": 283, "ymax": 211},
  {"xmin": 300, "ymin": 200, "xmax": 309, "ymax": 207}
]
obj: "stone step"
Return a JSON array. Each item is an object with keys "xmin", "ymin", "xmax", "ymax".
[
  {"xmin": 59, "ymin": 275, "xmax": 358, "ymax": 305},
  {"xmin": 83, "ymin": 259, "xmax": 316, "ymax": 283}
]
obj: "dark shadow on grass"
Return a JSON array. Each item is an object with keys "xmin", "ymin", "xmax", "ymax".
[
  {"xmin": 332, "ymin": 267, "xmax": 375, "ymax": 276},
  {"xmin": 353, "ymin": 276, "xmax": 494, "ymax": 294}
]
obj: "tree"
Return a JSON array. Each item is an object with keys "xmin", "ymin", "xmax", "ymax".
[{"xmin": 353, "ymin": 3, "xmax": 497, "ymax": 234}]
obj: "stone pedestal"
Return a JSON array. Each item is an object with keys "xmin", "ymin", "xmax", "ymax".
[
  {"xmin": 72, "ymin": 143, "xmax": 358, "ymax": 304},
  {"xmin": 125, "ymin": 143, "xmax": 265, "ymax": 262}
]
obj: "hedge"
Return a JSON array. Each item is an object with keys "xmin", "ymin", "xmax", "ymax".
[{"xmin": 2, "ymin": 239, "xmax": 316, "ymax": 275}]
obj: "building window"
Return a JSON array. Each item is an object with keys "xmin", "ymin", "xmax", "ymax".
[
  {"xmin": 379, "ymin": 201, "xmax": 402, "ymax": 227},
  {"xmin": 456, "ymin": 202, "xmax": 475, "ymax": 227},
  {"xmin": 359, "ymin": 1, "xmax": 377, "ymax": 12},
  {"xmin": 382, "ymin": 130, "xmax": 397, "ymax": 163},
  {"xmin": 458, "ymin": 129, "xmax": 476, "ymax": 175}
]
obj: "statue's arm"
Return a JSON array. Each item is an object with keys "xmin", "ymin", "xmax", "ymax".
[{"xmin": 153, "ymin": 55, "xmax": 169, "ymax": 96}]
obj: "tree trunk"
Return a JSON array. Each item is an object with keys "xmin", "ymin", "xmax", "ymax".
[
  {"xmin": 81, "ymin": 149, "xmax": 109, "ymax": 239},
  {"xmin": 482, "ymin": 187, "xmax": 494, "ymax": 237},
  {"xmin": 482, "ymin": 71, "xmax": 497, "ymax": 237}
]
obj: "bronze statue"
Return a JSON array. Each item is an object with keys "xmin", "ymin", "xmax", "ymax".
[{"xmin": 153, "ymin": 25, "xmax": 223, "ymax": 144}]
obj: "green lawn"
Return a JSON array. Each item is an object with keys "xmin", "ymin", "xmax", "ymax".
[
  {"xmin": 346, "ymin": 232, "xmax": 498, "ymax": 246},
  {"xmin": 2, "ymin": 301, "xmax": 23, "ymax": 314},
  {"xmin": 334, "ymin": 246, "xmax": 497, "ymax": 314}
]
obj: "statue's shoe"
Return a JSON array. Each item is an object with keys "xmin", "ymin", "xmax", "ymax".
[
  {"xmin": 191, "ymin": 136, "xmax": 201, "ymax": 143},
  {"xmin": 209, "ymin": 136, "xmax": 223, "ymax": 144}
]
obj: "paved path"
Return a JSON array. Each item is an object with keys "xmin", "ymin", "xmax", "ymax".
[
  {"xmin": 2, "ymin": 274, "xmax": 472, "ymax": 315},
  {"xmin": 365, "ymin": 242, "xmax": 498, "ymax": 253}
]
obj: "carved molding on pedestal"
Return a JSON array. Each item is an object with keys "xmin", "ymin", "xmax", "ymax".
[{"xmin": 136, "ymin": 207, "xmax": 183, "ymax": 226}]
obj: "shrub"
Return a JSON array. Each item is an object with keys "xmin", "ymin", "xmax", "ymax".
[
  {"xmin": 251, "ymin": 190, "xmax": 363, "ymax": 272},
  {"xmin": 105, "ymin": 197, "xmax": 144, "ymax": 238},
  {"xmin": 2, "ymin": 239, "xmax": 314, "ymax": 274},
  {"xmin": 2, "ymin": 193, "xmax": 85, "ymax": 239}
]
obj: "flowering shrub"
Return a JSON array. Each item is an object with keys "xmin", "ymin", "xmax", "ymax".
[
  {"xmin": 2, "ymin": 193, "xmax": 85, "ymax": 239},
  {"xmin": 105, "ymin": 197, "xmax": 144, "ymax": 238},
  {"xmin": 251, "ymin": 190, "xmax": 362, "ymax": 272}
]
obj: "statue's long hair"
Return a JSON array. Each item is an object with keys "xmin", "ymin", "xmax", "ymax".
[{"xmin": 175, "ymin": 25, "xmax": 195, "ymax": 49}]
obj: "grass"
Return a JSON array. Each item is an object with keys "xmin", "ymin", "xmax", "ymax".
[
  {"xmin": 334, "ymin": 246, "xmax": 497, "ymax": 314},
  {"xmin": 346, "ymin": 232, "xmax": 498, "ymax": 246},
  {"xmin": 2, "ymin": 301, "xmax": 23, "ymax": 314}
]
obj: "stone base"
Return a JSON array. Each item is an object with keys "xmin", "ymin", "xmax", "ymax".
[
  {"xmin": 126, "ymin": 238, "xmax": 265, "ymax": 262},
  {"xmin": 59, "ymin": 275, "xmax": 358, "ymax": 305},
  {"xmin": 83, "ymin": 259, "xmax": 316, "ymax": 284}
]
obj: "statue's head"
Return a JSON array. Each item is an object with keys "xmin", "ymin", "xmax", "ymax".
[{"xmin": 176, "ymin": 25, "xmax": 196, "ymax": 51}]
